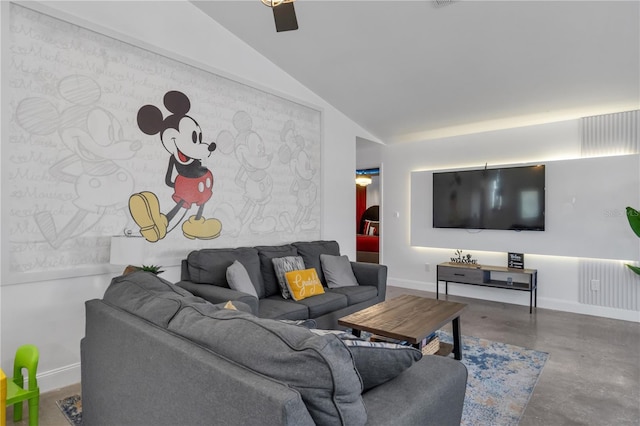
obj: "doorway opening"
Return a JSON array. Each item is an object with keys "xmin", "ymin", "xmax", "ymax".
[{"xmin": 356, "ymin": 167, "xmax": 380, "ymax": 263}]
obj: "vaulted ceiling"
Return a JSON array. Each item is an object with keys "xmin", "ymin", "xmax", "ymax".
[{"xmin": 193, "ymin": 1, "xmax": 640, "ymax": 144}]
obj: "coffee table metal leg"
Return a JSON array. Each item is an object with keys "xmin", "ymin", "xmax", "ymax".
[
  {"xmin": 351, "ymin": 329, "xmax": 362, "ymax": 338},
  {"xmin": 452, "ymin": 316, "xmax": 462, "ymax": 360}
]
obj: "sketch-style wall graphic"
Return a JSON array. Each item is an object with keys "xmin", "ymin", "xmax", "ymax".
[
  {"xmin": 217, "ymin": 111, "xmax": 277, "ymax": 235},
  {"xmin": 278, "ymin": 120, "xmax": 318, "ymax": 232},
  {"xmin": 4, "ymin": 4, "xmax": 322, "ymax": 282},
  {"xmin": 14, "ymin": 74, "xmax": 140, "ymax": 249}
]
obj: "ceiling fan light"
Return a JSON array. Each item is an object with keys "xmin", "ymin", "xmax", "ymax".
[
  {"xmin": 356, "ymin": 175, "xmax": 372, "ymax": 186},
  {"xmin": 261, "ymin": 0, "xmax": 285, "ymax": 8}
]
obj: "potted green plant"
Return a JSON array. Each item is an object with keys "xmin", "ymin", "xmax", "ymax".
[
  {"xmin": 123, "ymin": 264, "xmax": 165, "ymax": 275},
  {"xmin": 625, "ymin": 206, "xmax": 640, "ymax": 276},
  {"xmin": 141, "ymin": 264, "xmax": 165, "ymax": 274}
]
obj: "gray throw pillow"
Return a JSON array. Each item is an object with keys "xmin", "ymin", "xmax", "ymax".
[
  {"xmin": 309, "ymin": 329, "xmax": 423, "ymax": 391},
  {"xmin": 320, "ymin": 254, "xmax": 359, "ymax": 288},
  {"xmin": 271, "ymin": 256, "xmax": 305, "ymax": 299},
  {"xmin": 341, "ymin": 339, "xmax": 423, "ymax": 391},
  {"xmin": 226, "ymin": 260, "xmax": 258, "ymax": 298}
]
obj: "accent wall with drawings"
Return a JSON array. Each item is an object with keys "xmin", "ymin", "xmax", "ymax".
[{"xmin": 3, "ymin": 3, "xmax": 323, "ymax": 283}]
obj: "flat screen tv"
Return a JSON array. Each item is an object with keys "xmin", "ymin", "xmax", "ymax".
[{"xmin": 432, "ymin": 165, "xmax": 545, "ymax": 231}]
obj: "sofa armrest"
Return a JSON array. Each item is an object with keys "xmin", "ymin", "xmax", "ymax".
[
  {"xmin": 363, "ymin": 356, "xmax": 467, "ymax": 426},
  {"xmin": 351, "ymin": 262, "xmax": 387, "ymax": 300},
  {"xmin": 176, "ymin": 281, "xmax": 259, "ymax": 315}
]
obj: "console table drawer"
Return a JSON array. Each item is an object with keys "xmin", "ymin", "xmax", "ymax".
[
  {"xmin": 437, "ymin": 266, "xmax": 485, "ymax": 283},
  {"xmin": 436, "ymin": 262, "xmax": 538, "ymax": 314}
]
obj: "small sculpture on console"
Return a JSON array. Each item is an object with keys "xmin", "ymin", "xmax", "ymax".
[{"xmin": 450, "ymin": 249, "xmax": 478, "ymax": 265}]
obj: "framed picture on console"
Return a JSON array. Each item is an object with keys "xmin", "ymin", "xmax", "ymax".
[{"xmin": 508, "ymin": 252, "xmax": 524, "ymax": 269}]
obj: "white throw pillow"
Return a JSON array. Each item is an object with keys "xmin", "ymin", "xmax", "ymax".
[
  {"xmin": 226, "ymin": 260, "xmax": 258, "ymax": 298},
  {"xmin": 320, "ymin": 254, "xmax": 359, "ymax": 288}
]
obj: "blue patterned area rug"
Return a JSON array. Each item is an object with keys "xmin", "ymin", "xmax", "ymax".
[
  {"xmin": 438, "ymin": 331, "xmax": 549, "ymax": 426},
  {"xmin": 56, "ymin": 394, "xmax": 82, "ymax": 425}
]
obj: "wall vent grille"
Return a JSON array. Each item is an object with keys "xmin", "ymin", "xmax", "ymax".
[
  {"xmin": 579, "ymin": 259, "xmax": 639, "ymax": 311},
  {"xmin": 580, "ymin": 110, "xmax": 639, "ymax": 157}
]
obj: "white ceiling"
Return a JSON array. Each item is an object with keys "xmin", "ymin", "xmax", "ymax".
[{"xmin": 193, "ymin": 0, "xmax": 640, "ymax": 144}]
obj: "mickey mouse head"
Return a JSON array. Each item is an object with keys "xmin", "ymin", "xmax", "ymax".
[
  {"xmin": 15, "ymin": 75, "xmax": 140, "ymax": 161},
  {"xmin": 137, "ymin": 91, "xmax": 216, "ymax": 164}
]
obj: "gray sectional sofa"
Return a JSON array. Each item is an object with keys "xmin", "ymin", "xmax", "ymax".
[
  {"xmin": 81, "ymin": 271, "xmax": 468, "ymax": 425},
  {"xmin": 177, "ymin": 240, "xmax": 387, "ymax": 329}
]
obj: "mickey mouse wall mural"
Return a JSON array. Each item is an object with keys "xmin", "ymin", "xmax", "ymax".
[{"xmin": 129, "ymin": 91, "xmax": 222, "ymax": 242}]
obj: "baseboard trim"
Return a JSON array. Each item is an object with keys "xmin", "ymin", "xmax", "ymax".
[
  {"xmin": 540, "ymin": 298, "xmax": 640, "ymax": 323},
  {"xmin": 387, "ymin": 278, "xmax": 435, "ymax": 292},
  {"xmin": 388, "ymin": 278, "xmax": 640, "ymax": 323},
  {"xmin": 37, "ymin": 362, "xmax": 81, "ymax": 393}
]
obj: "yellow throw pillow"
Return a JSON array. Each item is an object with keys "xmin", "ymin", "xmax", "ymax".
[{"xmin": 284, "ymin": 268, "xmax": 325, "ymax": 301}]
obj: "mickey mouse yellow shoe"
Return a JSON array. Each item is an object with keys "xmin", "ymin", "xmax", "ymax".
[
  {"xmin": 182, "ymin": 216, "xmax": 222, "ymax": 240},
  {"xmin": 129, "ymin": 192, "xmax": 168, "ymax": 242}
]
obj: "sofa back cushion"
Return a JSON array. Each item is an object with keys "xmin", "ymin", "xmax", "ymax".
[
  {"xmin": 255, "ymin": 245, "xmax": 298, "ymax": 298},
  {"xmin": 103, "ymin": 271, "xmax": 207, "ymax": 327},
  {"xmin": 184, "ymin": 247, "xmax": 264, "ymax": 298},
  {"xmin": 293, "ymin": 241, "xmax": 341, "ymax": 286},
  {"xmin": 168, "ymin": 306, "xmax": 367, "ymax": 426}
]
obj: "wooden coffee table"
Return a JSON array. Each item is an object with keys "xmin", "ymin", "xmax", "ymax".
[{"xmin": 338, "ymin": 294, "xmax": 467, "ymax": 360}]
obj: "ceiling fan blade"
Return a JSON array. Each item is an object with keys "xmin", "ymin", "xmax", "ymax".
[{"xmin": 273, "ymin": 2, "xmax": 298, "ymax": 32}]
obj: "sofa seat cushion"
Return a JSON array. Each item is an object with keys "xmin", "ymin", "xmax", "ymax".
[
  {"xmin": 327, "ymin": 286, "xmax": 378, "ymax": 306},
  {"xmin": 256, "ymin": 245, "xmax": 298, "ymax": 298},
  {"xmin": 259, "ymin": 296, "xmax": 310, "ymax": 320},
  {"xmin": 185, "ymin": 247, "xmax": 264, "ymax": 298},
  {"xmin": 103, "ymin": 271, "xmax": 206, "ymax": 328},
  {"xmin": 293, "ymin": 241, "xmax": 340, "ymax": 286},
  {"xmin": 168, "ymin": 306, "xmax": 367, "ymax": 426},
  {"xmin": 295, "ymin": 291, "xmax": 348, "ymax": 318}
]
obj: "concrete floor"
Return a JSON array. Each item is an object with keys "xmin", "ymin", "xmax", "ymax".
[
  {"xmin": 386, "ymin": 286, "xmax": 640, "ymax": 426},
  {"xmin": 9, "ymin": 287, "xmax": 640, "ymax": 425},
  {"xmin": 6, "ymin": 382, "xmax": 80, "ymax": 426}
]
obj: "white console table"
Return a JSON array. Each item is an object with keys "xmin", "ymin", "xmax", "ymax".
[{"xmin": 436, "ymin": 262, "xmax": 538, "ymax": 314}]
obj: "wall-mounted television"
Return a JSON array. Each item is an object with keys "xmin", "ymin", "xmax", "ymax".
[{"xmin": 432, "ymin": 165, "xmax": 545, "ymax": 231}]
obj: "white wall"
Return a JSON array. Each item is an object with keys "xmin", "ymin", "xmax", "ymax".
[
  {"xmin": 380, "ymin": 118, "xmax": 640, "ymax": 322},
  {"xmin": 0, "ymin": 0, "xmax": 378, "ymax": 391}
]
